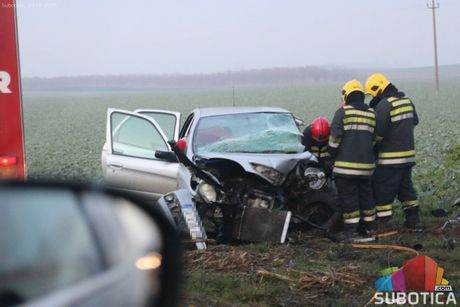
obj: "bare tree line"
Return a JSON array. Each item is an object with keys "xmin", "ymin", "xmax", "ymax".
[{"xmin": 22, "ymin": 65, "xmax": 460, "ymax": 91}]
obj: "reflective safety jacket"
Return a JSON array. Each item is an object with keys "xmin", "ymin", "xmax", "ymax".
[
  {"xmin": 302, "ymin": 125, "xmax": 330, "ymax": 162},
  {"xmin": 373, "ymin": 92, "xmax": 419, "ymax": 167},
  {"xmin": 328, "ymin": 101, "xmax": 376, "ymax": 177}
]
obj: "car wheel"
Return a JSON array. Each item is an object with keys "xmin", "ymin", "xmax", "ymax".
[{"xmin": 296, "ymin": 190, "xmax": 341, "ymax": 232}]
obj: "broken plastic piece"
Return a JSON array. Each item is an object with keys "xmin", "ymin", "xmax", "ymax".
[
  {"xmin": 454, "ymin": 197, "xmax": 460, "ymax": 207},
  {"xmin": 441, "ymin": 239, "xmax": 455, "ymax": 251}
]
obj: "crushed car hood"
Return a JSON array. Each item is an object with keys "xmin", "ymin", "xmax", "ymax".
[{"xmin": 195, "ymin": 151, "xmax": 317, "ymax": 180}]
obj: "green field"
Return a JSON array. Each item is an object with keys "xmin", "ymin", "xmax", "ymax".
[
  {"xmin": 22, "ymin": 79, "xmax": 460, "ymax": 306},
  {"xmin": 23, "ymin": 79, "xmax": 460, "ymax": 210}
]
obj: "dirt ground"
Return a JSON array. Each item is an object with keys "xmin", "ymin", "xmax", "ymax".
[{"xmin": 179, "ymin": 216, "xmax": 460, "ymax": 307}]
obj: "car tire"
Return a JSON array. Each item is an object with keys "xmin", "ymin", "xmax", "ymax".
[{"xmin": 295, "ymin": 189, "xmax": 341, "ymax": 232}]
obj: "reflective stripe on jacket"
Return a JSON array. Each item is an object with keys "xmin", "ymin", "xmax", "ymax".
[
  {"xmin": 310, "ymin": 145, "xmax": 331, "ymax": 159},
  {"xmin": 375, "ymin": 96, "xmax": 418, "ymax": 167},
  {"xmin": 328, "ymin": 103, "xmax": 376, "ymax": 177}
]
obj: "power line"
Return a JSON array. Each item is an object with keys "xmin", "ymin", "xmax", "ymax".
[{"xmin": 427, "ymin": 0, "xmax": 440, "ymax": 92}]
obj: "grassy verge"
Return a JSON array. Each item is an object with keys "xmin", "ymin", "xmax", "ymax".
[{"xmin": 180, "ymin": 218, "xmax": 460, "ymax": 306}]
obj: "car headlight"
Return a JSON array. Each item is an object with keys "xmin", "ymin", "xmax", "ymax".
[
  {"xmin": 251, "ymin": 163, "xmax": 284, "ymax": 185},
  {"xmin": 197, "ymin": 182, "xmax": 217, "ymax": 203}
]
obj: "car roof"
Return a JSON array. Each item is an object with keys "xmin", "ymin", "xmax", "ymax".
[{"xmin": 193, "ymin": 106, "xmax": 292, "ymax": 118}]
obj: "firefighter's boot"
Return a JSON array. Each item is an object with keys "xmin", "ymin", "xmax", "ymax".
[
  {"xmin": 403, "ymin": 207, "xmax": 425, "ymax": 232},
  {"xmin": 360, "ymin": 220, "xmax": 378, "ymax": 236},
  {"xmin": 331, "ymin": 224, "xmax": 375, "ymax": 243}
]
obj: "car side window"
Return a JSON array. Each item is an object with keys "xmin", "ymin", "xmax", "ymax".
[
  {"xmin": 0, "ymin": 188, "xmax": 103, "ymax": 305},
  {"xmin": 111, "ymin": 112, "xmax": 168, "ymax": 159},
  {"xmin": 179, "ymin": 114, "xmax": 194, "ymax": 139},
  {"xmin": 139, "ymin": 112, "xmax": 177, "ymax": 141}
]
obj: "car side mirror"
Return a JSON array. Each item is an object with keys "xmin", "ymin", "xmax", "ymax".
[
  {"xmin": 0, "ymin": 181, "xmax": 182, "ymax": 307},
  {"xmin": 155, "ymin": 150, "xmax": 179, "ymax": 163}
]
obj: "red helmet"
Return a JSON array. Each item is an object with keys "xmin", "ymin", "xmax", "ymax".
[{"xmin": 310, "ymin": 117, "xmax": 330, "ymax": 143}]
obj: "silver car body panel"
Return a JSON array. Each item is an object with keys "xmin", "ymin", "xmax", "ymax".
[
  {"xmin": 102, "ymin": 109, "xmax": 179, "ymax": 200},
  {"xmin": 195, "ymin": 151, "xmax": 316, "ymax": 185},
  {"xmin": 104, "ymin": 153, "xmax": 179, "ymax": 200}
]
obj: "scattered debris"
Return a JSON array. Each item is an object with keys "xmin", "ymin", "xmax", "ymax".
[
  {"xmin": 431, "ymin": 208, "xmax": 449, "ymax": 217},
  {"xmin": 454, "ymin": 197, "xmax": 460, "ymax": 208},
  {"xmin": 433, "ymin": 211, "xmax": 460, "ymax": 235},
  {"xmin": 184, "ymin": 244, "xmax": 365, "ymax": 293},
  {"xmin": 441, "ymin": 214, "xmax": 460, "ymax": 231},
  {"xmin": 185, "ymin": 245, "xmax": 297, "ymax": 272},
  {"xmin": 256, "ymin": 265, "xmax": 364, "ymax": 289},
  {"xmin": 442, "ymin": 239, "xmax": 455, "ymax": 251}
]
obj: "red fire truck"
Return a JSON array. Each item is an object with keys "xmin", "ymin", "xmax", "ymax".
[{"xmin": 0, "ymin": 0, "xmax": 26, "ymax": 180}]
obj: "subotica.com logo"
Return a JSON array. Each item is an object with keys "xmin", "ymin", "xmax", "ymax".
[{"xmin": 374, "ymin": 255, "xmax": 457, "ymax": 305}]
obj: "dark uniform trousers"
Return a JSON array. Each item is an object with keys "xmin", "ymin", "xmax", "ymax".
[
  {"xmin": 328, "ymin": 102, "xmax": 377, "ymax": 227},
  {"xmin": 373, "ymin": 166, "xmax": 418, "ymax": 219},
  {"xmin": 335, "ymin": 177, "xmax": 376, "ymax": 225},
  {"xmin": 372, "ymin": 93, "xmax": 419, "ymax": 220}
]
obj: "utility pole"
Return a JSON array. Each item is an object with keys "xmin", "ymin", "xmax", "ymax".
[{"xmin": 427, "ymin": 0, "xmax": 440, "ymax": 91}]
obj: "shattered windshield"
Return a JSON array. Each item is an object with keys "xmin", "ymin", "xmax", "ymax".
[{"xmin": 193, "ymin": 112, "xmax": 304, "ymax": 154}]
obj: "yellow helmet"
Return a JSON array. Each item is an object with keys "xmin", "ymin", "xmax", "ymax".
[
  {"xmin": 365, "ymin": 73, "xmax": 390, "ymax": 97},
  {"xmin": 342, "ymin": 79, "xmax": 364, "ymax": 102}
]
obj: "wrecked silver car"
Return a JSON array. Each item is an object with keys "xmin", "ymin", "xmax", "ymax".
[{"xmin": 155, "ymin": 107, "xmax": 339, "ymax": 249}]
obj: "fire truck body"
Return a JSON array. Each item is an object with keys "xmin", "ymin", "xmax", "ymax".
[{"xmin": 0, "ymin": 0, "xmax": 26, "ymax": 180}]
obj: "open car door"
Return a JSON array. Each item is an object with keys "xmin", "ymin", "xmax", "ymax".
[
  {"xmin": 102, "ymin": 109, "xmax": 179, "ymax": 201},
  {"xmin": 134, "ymin": 109, "xmax": 181, "ymax": 141}
]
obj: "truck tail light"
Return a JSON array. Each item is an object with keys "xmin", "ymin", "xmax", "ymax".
[
  {"xmin": 1, "ymin": 156, "xmax": 17, "ymax": 166},
  {"xmin": 0, "ymin": 156, "xmax": 18, "ymax": 179}
]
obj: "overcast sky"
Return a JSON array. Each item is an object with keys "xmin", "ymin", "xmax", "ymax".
[{"xmin": 16, "ymin": 0, "xmax": 460, "ymax": 77}]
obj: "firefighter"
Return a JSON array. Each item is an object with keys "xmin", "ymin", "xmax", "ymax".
[
  {"xmin": 365, "ymin": 73, "xmax": 422, "ymax": 231},
  {"xmin": 328, "ymin": 80, "xmax": 377, "ymax": 242},
  {"xmin": 302, "ymin": 117, "xmax": 332, "ymax": 169}
]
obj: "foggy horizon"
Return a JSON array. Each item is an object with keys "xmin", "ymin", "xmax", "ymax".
[
  {"xmin": 20, "ymin": 63, "xmax": 460, "ymax": 79},
  {"xmin": 15, "ymin": 0, "xmax": 460, "ymax": 78}
]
